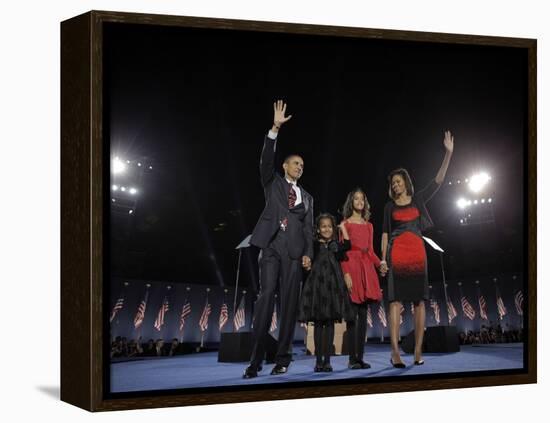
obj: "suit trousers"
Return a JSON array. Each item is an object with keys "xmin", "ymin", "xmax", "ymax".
[{"xmin": 250, "ymin": 230, "xmax": 302, "ymax": 367}]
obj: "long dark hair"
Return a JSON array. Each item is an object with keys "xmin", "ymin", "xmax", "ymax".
[
  {"xmin": 341, "ymin": 188, "xmax": 371, "ymax": 221},
  {"xmin": 315, "ymin": 213, "xmax": 338, "ymax": 241},
  {"xmin": 388, "ymin": 168, "xmax": 414, "ymax": 199}
]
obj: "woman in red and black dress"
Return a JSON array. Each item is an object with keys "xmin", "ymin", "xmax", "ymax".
[
  {"xmin": 381, "ymin": 131, "xmax": 454, "ymax": 367},
  {"xmin": 340, "ymin": 188, "xmax": 383, "ymax": 369}
]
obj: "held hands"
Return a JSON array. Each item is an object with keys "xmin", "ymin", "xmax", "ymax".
[
  {"xmin": 272, "ymin": 99, "xmax": 292, "ymax": 131},
  {"xmin": 302, "ymin": 255, "xmax": 312, "ymax": 271},
  {"xmin": 379, "ymin": 261, "xmax": 388, "ymax": 277},
  {"xmin": 443, "ymin": 130, "xmax": 454, "ymax": 153}
]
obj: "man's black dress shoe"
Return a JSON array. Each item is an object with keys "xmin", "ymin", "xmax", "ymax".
[
  {"xmin": 322, "ymin": 363, "xmax": 333, "ymax": 372},
  {"xmin": 357, "ymin": 360, "xmax": 371, "ymax": 369},
  {"xmin": 243, "ymin": 365, "xmax": 262, "ymax": 379},
  {"xmin": 270, "ymin": 364, "xmax": 288, "ymax": 375}
]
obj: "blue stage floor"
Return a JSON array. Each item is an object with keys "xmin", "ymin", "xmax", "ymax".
[{"xmin": 111, "ymin": 343, "xmax": 524, "ymax": 393}]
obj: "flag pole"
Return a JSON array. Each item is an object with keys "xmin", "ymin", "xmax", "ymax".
[
  {"xmin": 180, "ymin": 286, "xmax": 191, "ymax": 343},
  {"xmin": 200, "ymin": 288, "xmax": 210, "ymax": 349},
  {"xmin": 163, "ymin": 285, "xmax": 172, "ymax": 342}
]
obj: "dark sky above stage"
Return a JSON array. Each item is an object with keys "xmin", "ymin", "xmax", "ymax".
[{"xmin": 105, "ymin": 23, "xmax": 526, "ymax": 290}]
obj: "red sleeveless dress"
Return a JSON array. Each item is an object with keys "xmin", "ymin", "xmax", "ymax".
[{"xmin": 340, "ymin": 221, "xmax": 383, "ymax": 304}]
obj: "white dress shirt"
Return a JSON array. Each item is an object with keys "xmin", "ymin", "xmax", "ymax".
[{"xmin": 267, "ymin": 130, "xmax": 303, "ymax": 206}]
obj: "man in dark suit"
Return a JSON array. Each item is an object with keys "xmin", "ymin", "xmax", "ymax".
[{"xmin": 243, "ymin": 100, "xmax": 314, "ymax": 379}]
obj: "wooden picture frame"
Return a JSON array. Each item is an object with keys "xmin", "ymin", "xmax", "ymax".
[{"xmin": 61, "ymin": 10, "xmax": 536, "ymax": 411}]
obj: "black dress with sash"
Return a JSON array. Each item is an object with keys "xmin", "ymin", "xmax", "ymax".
[{"xmin": 382, "ymin": 179, "xmax": 441, "ymax": 302}]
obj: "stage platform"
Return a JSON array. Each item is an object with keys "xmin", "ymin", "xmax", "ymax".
[{"xmin": 111, "ymin": 343, "xmax": 524, "ymax": 393}]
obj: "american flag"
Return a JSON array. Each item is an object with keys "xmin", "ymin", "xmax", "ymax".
[
  {"xmin": 133, "ymin": 290, "xmax": 149, "ymax": 329},
  {"xmin": 269, "ymin": 304, "xmax": 278, "ymax": 332},
  {"xmin": 179, "ymin": 299, "xmax": 191, "ymax": 331},
  {"xmin": 461, "ymin": 296, "xmax": 476, "ymax": 320},
  {"xmin": 199, "ymin": 301, "xmax": 212, "ymax": 332},
  {"xmin": 447, "ymin": 298, "xmax": 458, "ymax": 323},
  {"xmin": 478, "ymin": 294, "xmax": 488, "ymax": 320},
  {"xmin": 219, "ymin": 302, "xmax": 229, "ymax": 331},
  {"xmin": 410, "ymin": 302, "xmax": 415, "ymax": 316},
  {"xmin": 234, "ymin": 295, "xmax": 246, "ymax": 331},
  {"xmin": 378, "ymin": 303, "xmax": 387, "ymax": 327},
  {"xmin": 514, "ymin": 291, "xmax": 524, "ymax": 316},
  {"xmin": 496, "ymin": 294, "xmax": 507, "ymax": 320},
  {"xmin": 366, "ymin": 305, "xmax": 373, "ymax": 328},
  {"xmin": 430, "ymin": 299, "xmax": 440, "ymax": 324},
  {"xmin": 154, "ymin": 298, "xmax": 170, "ymax": 331},
  {"xmin": 110, "ymin": 296, "xmax": 124, "ymax": 323},
  {"xmin": 399, "ymin": 302, "xmax": 405, "ymax": 324}
]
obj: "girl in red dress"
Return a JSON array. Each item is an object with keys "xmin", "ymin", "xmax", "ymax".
[{"xmin": 340, "ymin": 188, "xmax": 383, "ymax": 369}]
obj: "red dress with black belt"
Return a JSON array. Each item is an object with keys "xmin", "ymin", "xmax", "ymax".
[{"xmin": 340, "ymin": 221, "xmax": 383, "ymax": 304}]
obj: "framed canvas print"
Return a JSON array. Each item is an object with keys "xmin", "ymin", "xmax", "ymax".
[{"xmin": 60, "ymin": 10, "xmax": 536, "ymax": 411}]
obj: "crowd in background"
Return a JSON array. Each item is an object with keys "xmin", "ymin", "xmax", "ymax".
[{"xmin": 458, "ymin": 323, "xmax": 523, "ymax": 345}]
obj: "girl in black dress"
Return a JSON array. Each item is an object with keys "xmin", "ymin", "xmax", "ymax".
[{"xmin": 298, "ymin": 213, "xmax": 353, "ymax": 372}]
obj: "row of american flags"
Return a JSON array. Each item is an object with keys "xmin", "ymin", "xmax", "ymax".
[
  {"xmin": 111, "ymin": 285, "xmax": 524, "ymax": 335},
  {"xmin": 110, "ymin": 289, "xmax": 271, "ymax": 335}
]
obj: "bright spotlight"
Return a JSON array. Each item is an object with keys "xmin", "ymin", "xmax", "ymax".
[
  {"xmin": 112, "ymin": 198, "xmax": 116, "ymax": 202},
  {"xmin": 129, "ymin": 210, "xmax": 134, "ymax": 215},
  {"xmin": 457, "ymin": 198, "xmax": 468, "ymax": 209},
  {"xmin": 481, "ymin": 198, "xmax": 485, "ymax": 203},
  {"xmin": 112, "ymin": 184, "xmax": 119, "ymax": 191},
  {"xmin": 467, "ymin": 200, "xmax": 472, "ymax": 206},
  {"xmin": 129, "ymin": 188, "xmax": 137, "ymax": 195},
  {"xmin": 474, "ymin": 200, "xmax": 478, "ymax": 204},
  {"xmin": 488, "ymin": 198, "xmax": 492, "ymax": 203},
  {"xmin": 469, "ymin": 172, "xmax": 490, "ymax": 193},
  {"xmin": 121, "ymin": 186, "xmax": 126, "ymax": 192},
  {"xmin": 457, "ymin": 180, "xmax": 461, "ymax": 184},
  {"xmin": 138, "ymin": 162, "xmax": 142, "ymax": 167},
  {"xmin": 112, "ymin": 157, "xmax": 126, "ymax": 174}
]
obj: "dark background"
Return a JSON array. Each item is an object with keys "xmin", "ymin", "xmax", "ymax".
[{"xmin": 105, "ymin": 23, "xmax": 526, "ymax": 293}]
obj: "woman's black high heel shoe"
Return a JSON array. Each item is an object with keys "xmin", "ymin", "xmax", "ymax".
[
  {"xmin": 390, "ymin": 358, "xmax": 406, "ymax": 369},
  {"xmin": 414, "ymin": 359, "xmax": 425, "ymax": 365}
]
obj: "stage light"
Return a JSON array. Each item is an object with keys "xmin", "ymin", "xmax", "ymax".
[
  {"xmin": 112, "ymin": 157, "xmax": 126, "ymax": 174},
  {"xmin": 126, "ymin": 160, "xmax": 130, "ymax": 164},
  {"xmin": 467, "ymin": 200, "xmax": 472, "ymax": 206},
  {"xmin": 448, "ymin": 181, "xmax": 452, "ymax": 185},
  {"xmin": 468, "ymin": 172, "xmax": 490, "ymax": 193},
  {"xmin": 474, "ymin": 200, "xmax": 478, "ymax": 204},
  {"xmin": 457, "ymin": 180, "xmax": 461, "ymax": 184},
  {"xmin": 112, "ymin": 184, "xmax": 119, "ymax": 191},
  {"xmin": 120, "ymin": 186, "xmax": 126, "ymax": 192},
  {"xmin": 138, "ymin": 162, "xmax": 142, "ymax": 167},
  {"xmin": 112, "ymin": 198, "xmax": 116, "ymax": 202},
  {"xmin": 457, "ymin": 198, "xmax": 468, "ymax": 209},
  {"xmin": 488, "ymin": 198, "xmax": 492, "ymax": 203},
  {"xmin": 129, "ymin": 188, "xmax": 137, "ymax": 195},
  {"xmin": 149, "ymin": 165, "xmax": 153, "ymax": 170},
  {"xmin": 465, "ymin": 178, "xmax": 469, "ymax": 182},
  {"xmin": 129, "ymin": 210, "xmax": 134, "ymax": 214},
  {"xmin": 460, "ymin": 219, "xmax": 464, "ymax": 223},
  {"xmin": 481, "ymin": 198, "xmax": 485, "ymax": 203}
]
